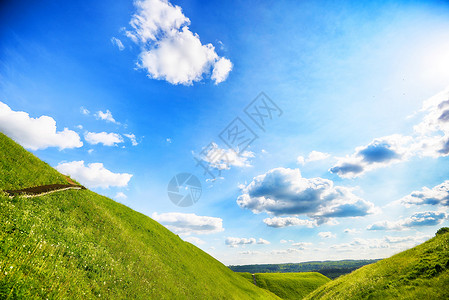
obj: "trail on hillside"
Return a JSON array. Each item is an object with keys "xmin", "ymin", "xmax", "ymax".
[
  {"xmin": 252, "ymin": 274, "xmax": 257, "ymax": 286},
  {"xmin": 2, "ymin": 176, "xmax": 85, "ymax": 198}
]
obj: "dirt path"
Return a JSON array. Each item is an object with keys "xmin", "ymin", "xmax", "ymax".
[
  {"xmin": 252, "ymin": 274, "xmax": 257, "ymax": 286},
  {"xmin": 3, "ymin": 182, "xmax": 86, "ymax": 198}
]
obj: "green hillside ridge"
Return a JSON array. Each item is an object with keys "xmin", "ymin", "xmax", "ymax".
[
  {"xmin": 238, "ymin": 272, "xmax": 331, "ymax": 299},
  {"xmin": 305, "ymin": 230, "xmax": 449, "ymax": 299},
  {"xmin": 0, "ymin": 133, "xmax": 278, "ymax": 299}
]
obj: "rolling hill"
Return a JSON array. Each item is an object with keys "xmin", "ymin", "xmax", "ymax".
[
  {"xmin": 238, "ymin": 272, "xmax": 331, "ymax": 299},
  {"xmin": 305, "ymin": 229, "xmax": 449, "ymax": 299},
  {"xmin": 0, "ymin": 133, "xmax": 278, "ymax": 299}
]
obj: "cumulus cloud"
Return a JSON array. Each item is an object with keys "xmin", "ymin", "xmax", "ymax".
[
  {"xmin": 196, "ymin": 142, "xmax": 254, "ymax": 172},
  {"xmin": 124, "ymin": 133, "xmax": 138, "ymax": 146},
  {"xmin": 115, "ymin": 192, "xmax": 127, "ymax": 200},
  {"xmin": 401, "ymin": 180, "xmax": 449, "ymax": 207},
  {"xmin": 263, "ymin": 217, "xmax": 317, "ymax": 228},
  {"xmin": 56, "ymin": 161, "xmax": 132, "ymax": 188},
  {"xmin": 126, "ymin": 0, "xmax": 232, "ymax": 85},
  {"xmin": 152, "ymin": 212, "xmax": 224, "ymax": 235},
  {"xmin": 111, "ymin": 37, "xmax": 125, "ymax": 51},
  {"xmin": 367, "ymin": 211, "xmax": 447, "ymax": 231},
  {"xmin": 318, "ymin": 232, "xmax": 336, "ymax": 239},
  {"xmin": 95, "ymin": 110, "xmax": 117, "ymax": 123},
  {"xmin": 297, "ymin": 151, "xmax": 330, "ymax": 165},
  {"xmin": 237, "ymin": 168, "xmax": 376, "ymax": 224},
  {"xmin": 225, "ymin": 237, "xmax": 270, "ymax": 248},
  {"xmin": 85, "ymin": 132, "xmax": 123, "ymax": 146},
  {"xmin": 0, "ymin": 101, "xmax": 83, "ymax": 150},
  {"xmin": 330, "ymin": 135, "xmax": 412, "ymax": 178},
  {"xmin": 80, "ymin": 107, "xmax": 90, "ymax": 115},
  {"xmin": 331, "ymin": 88, "xmax": 449, "ymax": 178}
]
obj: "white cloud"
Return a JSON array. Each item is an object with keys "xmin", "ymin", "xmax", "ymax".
[
  {"xmin": 85, "ymin": 132, "xmax": 123, "ymax": 146},
  {"xmin": 291, "ymin": 242, "xmax": 312, "ymax": 250},
  {"xmin": 111, "ymin": 37, "xmax": 125, "ymax": 51},
  {"xmin": 237, "ymin": 168, "xmax": 376, "ymax": 224},
  {"xmin": 183, "ymin": 236, "xmax": 206, "ymax": 245},
  {"xmin": 124, "ymin": 133, "xmax": 138, "ymax": 146},
  {"xmin": 151, "ymin": 212, "xmax": 224, "ymax": 235},
  {"xmin": 271, "ymin": 248, "xmax": 302, "ymax": 255},
  {"xmin": 56, "ymin": 161, "xmax": 132, "ymax": 189},
  {"xmin": 296, "ymin": 155, "xmax": 305, "ymax": 165},
  {"xmin": 318, "ymin": 232, "xmax": 336, "ymax": 239},
  {"xmin": 127, "ymin": 0, "xmax": 232, "ymax": 85},
  {"xmin": 307, "ymin": 151, "xmax": 331, "ymax": 162},
  {"xmin": 166, "ymin": 138, "xmax": 172, "ymax": 143},
  {"xmin": 80, "ymin": 107, "xmax": 90, "ymax": 115},
  {"xmin": 225, "ymin": 237, "xmax": 270, "ymax": 247},
  {"xmin": 344, "ymin": 228, "xmax": 360, "ymax": 234},
  {"xmin": 0, "ymin": 101, "xmax": 83, "ymax": 150},
  {"xmin": 401, "ymin": 180, "xmax": 449, "ymax": 207},
  {"xmin": 263, "ymin": 217, "xmax": 317, "ymax": 228},
  {"xmin": 115, "ymin": 192, "xmax": 127, "ymax": 200},
  {"xmin": 95, "ymin": 110, "xmax": 117, "ymax": 123},
  {"xmin": 239, "ymin": 250, "xmax": 261, "ymax": 255},
  {"xmin": 198, "ymin": 142, "xmax": 254, "ymax": 170},
  {"xmin": 211, "ymin": 57, "xmax": 233, "ymax": 84},
  {"xmin": 330, "ymin": 87, "xmax": 449, "ymax": 178},
  {"xmin": 367, "ymin": 211, "xmax": 447, "ymax": 231}
]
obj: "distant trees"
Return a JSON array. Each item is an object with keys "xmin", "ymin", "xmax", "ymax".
[{"xmin": 436, "ymin": 227, "xmax": 449, "ymax": 236}]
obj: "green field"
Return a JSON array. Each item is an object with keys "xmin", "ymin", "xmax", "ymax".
[
  {"xmin": 239, "ymin": 272, "xmax": 331, "ymax": 299},
  {"xmin": 0, "ymin": 133, "xmax": 278, "ymax": 299},
  {"xmin": 230, "ymin": 259, "xmax": 379, "ymax": 279},
  {"xmin": 305, "ymin": 229, "xmax": 449, "ymax": 299}
]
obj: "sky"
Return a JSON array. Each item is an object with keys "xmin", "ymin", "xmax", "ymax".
[{"xmin": 1, "ymin": 0, "xmax": 449, "ymax": 265}]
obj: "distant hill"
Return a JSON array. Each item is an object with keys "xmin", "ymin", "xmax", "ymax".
[
  {"xmin": 229, "ymin": 259, "xmax": 380, "ymax": 279},
  {"xmin": 305, "ymin": 230, "xmax": 449, "ymax": 299},
  {"xmin": 238, "ymin": 272, "xmax": 330, "ymax": 299},
  {"xmin": 0, "ymin": 133, "xmax": 277, "ymax": 299}
]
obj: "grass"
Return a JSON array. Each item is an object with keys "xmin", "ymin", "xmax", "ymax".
[
  {"xmin": 238, "ymin": 272, "xmax": 330, "ymax": 299},
  {"xmin": 0, "ymin": 133, "xmax": 69, "ymax": 190},
  {"xmin": 305, "ymin": 231, "xmax": 449, "ymax": 300},
  {"xmin": 0, "ymin": 133, "xmax": 278, "ymax": 299}
]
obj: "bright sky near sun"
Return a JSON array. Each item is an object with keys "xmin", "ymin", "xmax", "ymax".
[{"xmin": 1, "ymin": 0, "xmax": 449, "ymax": 265}]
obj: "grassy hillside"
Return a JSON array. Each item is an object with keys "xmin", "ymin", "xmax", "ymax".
[
  {"xmin": 306, "ymin": 231, "xmax": 449, "ymax": 299},
  {"xmin": 238, "ymin": 272, "xmax": 330, "ymax": 299},
  {"xmin": 0, "ymin": 133, "xmax": 277, "ymax": 299},
  {"xmin": 0, "ymin": 133, "xmax": 69, "ymax": 190}
]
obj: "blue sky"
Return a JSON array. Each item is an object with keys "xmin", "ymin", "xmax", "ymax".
[{"xmin": 2, "ymin": 0, "xmax": 449, "ymax": 265}]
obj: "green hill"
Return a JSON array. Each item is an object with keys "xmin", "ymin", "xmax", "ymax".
[
  {"xmin": 305, "ymin": 230, "xmax": 449, "ymax": 299},
  {"xmin": 0, "ymin": 133, "xmax": 277, "ymax": 299},
  {"xmin": 238, "ymin": 272, "xmax": 331, "ymax": 299}
]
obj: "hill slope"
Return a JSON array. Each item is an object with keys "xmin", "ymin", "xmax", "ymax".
[
  {"xmin": 0, "ymin": 133, "xmax": 277, "ymax": 299},
  {"xmin": 238, "ymin": 272, "xmax": 330, "ymax": 299},
  {"xmin": 305, "ymin": 231, "xmax": 449, "ymax": 299}
]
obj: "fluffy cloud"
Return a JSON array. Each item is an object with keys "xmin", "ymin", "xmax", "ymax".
[
  {"xmin": 197, "ymin": 142, "xmax": 254, "ymax": 170},
  {"xmin": 111, "ymin": 37, "xmax": 125, "ymax": 51},
  {"xmin": 225, "ymin": 237, "xmax": 270, "ymax": 247},
  {"xmin": 124, "ymin": 133, "xmax": 138, "ymax": 146},
  {"xmin": 263, "ymin": 217, "xmax": 317, "ymax": 228},
  {"xmin": 56, "ymin": 161, "xmax": 132, "ymax": 188},
  {"xmin": 367, "ymin": 211, "xmax": 447, "ymax": 230},
  {"xmin": 401, "ymin": 180, "xmax": 449, "ymax": 207},
  {"xmin": 237, "ymin": 168, "xmax": 376, "ymax": 224},
  {"xmin": 0, "ymin": 101, "xmax": 83, "ymax": 150},
  {"xmin": 330, "ymin": 135, "xmax": 412, "ymax": 178},
  {"xmin": 127, "ymin": 0, "xmax": 232, "ymax": 85},
  {"xmin": 331, "ymin": 88, "xmax": 449, "ymax": 178},
  {"xmin": 152, "ymin": 212, "xmax": 224, "ymax": 235},
  {"xmin": 85, "ymin": 132, "xmax": 123, "ymax": 146},
  {"xmin": 331, "ymin": 235, "xmax": 430, "ymax": 252},
  {"xmin": 297, "ymin": 151, "xmax": 331, "ymax": 165},
  {"xmin": 291, "ymin": 242, "xmax": 312, "ymax": 250},
  {"xmin": 95, "ymin": 110, "xmax": 117, "ymax": 123},
  {"xmin": 318, "ymin": 232, "xmax": 336, "ymax": 239},
  {"xmin": 115, "ymin": 192, "xmax": 127, "ymax": 200}
]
